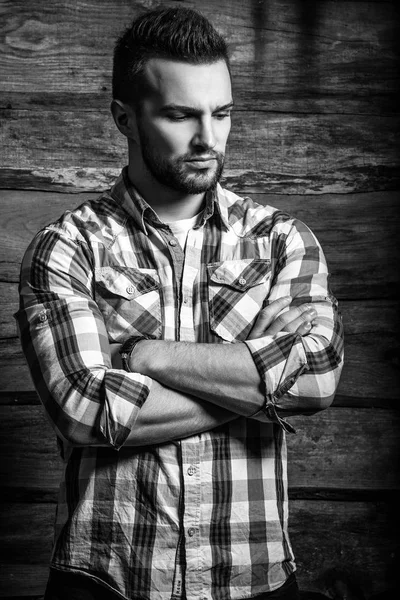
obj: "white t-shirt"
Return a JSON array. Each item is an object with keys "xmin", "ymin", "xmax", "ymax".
[{"xmin": 165, "ymin": 213, "xmax": 201, "ymax": 250}]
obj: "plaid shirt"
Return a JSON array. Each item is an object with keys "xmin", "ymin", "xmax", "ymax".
[{"xmin": 16, "ymin": 168, "xmax": 343, "ymax": 600}]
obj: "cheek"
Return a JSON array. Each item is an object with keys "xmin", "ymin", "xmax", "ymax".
[{"xmin": 153, "ymin": 123, "xmax": 193, "ymax": 154}]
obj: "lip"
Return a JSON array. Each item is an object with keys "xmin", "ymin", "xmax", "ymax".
[
  {"xmin": 186, "ymin": 158, "xmax": 217, "ymax": 168},
  {"xmin": 187, "ymin": 157, "xmax": 216, "ymax": 161}
]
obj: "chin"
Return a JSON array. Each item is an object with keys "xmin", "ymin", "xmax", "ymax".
[{"xmin": 179, "ymin": 176, "xmax": 219, "ymax": 194}]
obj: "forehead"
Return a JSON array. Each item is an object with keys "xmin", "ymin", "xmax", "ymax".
[{"xmin": 142, "ymin": 58, "xmax": 232, "ymax": 110}]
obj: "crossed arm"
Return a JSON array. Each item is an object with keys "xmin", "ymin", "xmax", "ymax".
[
  {"xmin": 16, "ymin": 221, "xmax": 343, "ymax": 449},
  {"xmin": 117, "ymin": 299, "xmax": 319, "ymax": 445}
]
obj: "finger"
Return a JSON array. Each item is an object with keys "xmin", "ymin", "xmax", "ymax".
[
  {"xmin": 247, "ymin": 296, "xmax": 292, "ymax": 339},
  {"xmin": 295, "ymin": 320, "xmax": 314, "ymax": 336},
  {"xmin": 282, "ymin": 310, "xmax": 317, "ymax": 334},
  {"xmin": 266, "ymin": 305, "xmax": 317, "ymax": 336}
]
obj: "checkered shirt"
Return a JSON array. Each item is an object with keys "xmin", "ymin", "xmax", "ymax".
[{"xmin": 16, "ymin": 168, "xmax": 344, "ymax": 600}]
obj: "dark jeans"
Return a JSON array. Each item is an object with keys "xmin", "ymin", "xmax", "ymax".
[
  {"xmin": 44, "ymin": 570, "xmax": 120, "ymax": 600},
  {"xmin": 255, "ymin": 573, "xmax": 300, "ymax": 599},
  {"xmin": 44, "ymin": 569, "xmax": 299, "ymax": 600}
]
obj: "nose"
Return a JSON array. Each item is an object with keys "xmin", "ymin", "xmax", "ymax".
[{"xmin": 192, "ymin": 117, "xmax": 216, "ymax": 151}]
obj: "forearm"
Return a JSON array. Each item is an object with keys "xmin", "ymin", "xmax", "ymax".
[
  {"xmin": 58, "ymin": 378, "xmax": 237, "ymax": 447},
  {"xmin": 124, "ymin": 380, "xmax": 238, "ymax": 446},
  {"xmin": 129, "ymin": 301, "xmax": 343, "ymax": 422},
  {"xmin": 131, "ymin": 340, "xmax": 265, "ymax": 417}
]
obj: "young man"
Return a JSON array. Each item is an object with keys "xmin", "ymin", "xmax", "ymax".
[{"xmin": 16, "ymin": 7, "xmax": 344, "ymax": 600}]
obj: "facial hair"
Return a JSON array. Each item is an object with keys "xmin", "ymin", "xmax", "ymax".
[{"xmin": 136, "ymin": 122, "xmax": 225, "ymax": 194}]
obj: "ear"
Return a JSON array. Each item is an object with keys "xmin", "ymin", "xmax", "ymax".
[{"xmin": 110, "ymin": 99, "xmax": 139, "ymax": 141}]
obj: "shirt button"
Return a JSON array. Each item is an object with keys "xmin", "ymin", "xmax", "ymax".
[
  {"xmin": 238, "ymin": 277, "xmax": 247, "ymax": 286},
  {"xmin": 187, "ymin": 527, "xmax": 196, "ymax": 537},
  {"xmin": 39, "ymin": 312, "xmax": 47, "ymax": 322},
  {"xmin": 169, "ymin": 238, "xmax": 178, "ymax": 247},
  {"xmin": 126, "ymin": 285, "xmax": 135, "ymax": 295},
  {"xmin": 187, "ymin": 465, "xmax": 196, "ymax": 476}
]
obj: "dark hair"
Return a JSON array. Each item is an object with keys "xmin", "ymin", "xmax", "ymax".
[{"xmin": 112, "ymin": 7, "xmax": 230, "ymax": 104}]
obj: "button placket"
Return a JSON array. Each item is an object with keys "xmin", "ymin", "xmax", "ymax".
[
  {"xmin": 181, "ymin": 438, "xmax": 201, "ymax": 585},
  {"xmin": 179, "ymin": 244, "xmax": 198, "ymax": 342}
]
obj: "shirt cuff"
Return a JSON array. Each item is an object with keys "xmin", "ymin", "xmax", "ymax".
[
  {"xmin": 99, "ymin": 371, "xmax": 153, "ymax": 450},
  {"xmin": 244, "ymin": 332, "xmax": 309, "ymax": 432}
]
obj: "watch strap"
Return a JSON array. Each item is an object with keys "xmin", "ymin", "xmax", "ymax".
[{"xmin": 119, "ymin": 334, "xmax": 156, "ymax": 372}]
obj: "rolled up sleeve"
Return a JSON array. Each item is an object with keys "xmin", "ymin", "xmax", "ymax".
[
  {"xmin": 15, "ymin": 227, "xmax": 152, "ymax": 450},
  {"xmin": 244, "ymin": 218, "xmax": 344, "ymax": 432}
]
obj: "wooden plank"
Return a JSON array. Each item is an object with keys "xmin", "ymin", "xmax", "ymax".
[
  {"xmin": 290, "ymin": 499, "xmax": 398, "ymax": 596},
  {"xmin": 287, "ymin": 408, "xmax": 400, "ymax": 491},
  {"xmin": 0, "ymin": 499, "xmax": 397, "ymax": 596},
  {"xmin": 0, "ymin": 283, "xmax": 19, "ymax": 340},
  {"xmin": 1, "ymin": 406, "xmax": 399, "ymax": 503},
  {"xmin": 0, "ymin": 405, "xmax": 63, "ymax": 501},
  {"xmin": 0, "ymin": 338, "xmax": 31, "ymax": 392},
  {"xmin": 1, "ymin": 110, "xmax": 399, "ymax": 194},
  {"xmin": 337, "ymin": 300, "xmax": 400, "ymax": 400},
  {"xmin": 1, "ymin": 0, "xmax": 398, "ymax": 115},
  {"xmin": 0, "ymin": 504, "xmax": 53, "ymax": 596},
  {"xmin": 1, "ymin": 189, "xmax": 399, "ymax": 299}
]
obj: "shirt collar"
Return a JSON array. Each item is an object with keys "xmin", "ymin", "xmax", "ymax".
[{"xmin": 110, "ymin": 167, "xmax": 231, "ymax": 235}]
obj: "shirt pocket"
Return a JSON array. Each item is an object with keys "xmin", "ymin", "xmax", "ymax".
[
  {"xmin": 95, "ymin": 266, "xmax": 162, "ymax": 341},
  {"xmin": 207, "ymin": 259, "xmax": 271, "ymax": 342}
]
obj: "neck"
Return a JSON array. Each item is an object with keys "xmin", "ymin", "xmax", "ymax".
[{"xmin": 127, "ymin": 161, "xmax": 206, "ymax": 223}]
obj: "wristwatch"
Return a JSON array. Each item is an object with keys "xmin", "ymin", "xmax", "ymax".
[{"xmin": 119, "ymin": 334, "xmax": 155, "ymax": 372}]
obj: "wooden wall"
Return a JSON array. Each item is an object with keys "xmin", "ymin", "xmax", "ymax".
[{"xmin": 1, "ymin": 1, "xmax": 399, "ymax": 597}]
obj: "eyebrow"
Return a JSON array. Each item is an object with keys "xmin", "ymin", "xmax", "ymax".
[{"xmin": 160, "ymin": 101, "xmax": 234, "ymax": 115}]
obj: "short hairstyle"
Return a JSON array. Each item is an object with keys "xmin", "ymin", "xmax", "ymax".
[{"xmin": 112, "ymin": 7, "xmax": 230, "ymax": 105}]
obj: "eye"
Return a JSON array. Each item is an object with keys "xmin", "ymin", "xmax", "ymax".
[
  {"xmin": 166, "ymin": 113, "xmax": 190, "ymax": 122},
  {"xmin": 214, "ymin": 112, "xmax": 231, "ymax": 120}
]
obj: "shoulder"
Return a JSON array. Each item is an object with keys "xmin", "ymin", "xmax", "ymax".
[
  {"xmin": 217, "ymin": 185, "xmax": 299, "ymax": 237},
  {"xmin": 30, "ymin": 191, "xmax": 128, "ymax": 248}
]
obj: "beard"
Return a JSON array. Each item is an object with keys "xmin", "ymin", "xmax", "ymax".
[{"xmin": 137, "ymin": 124, "xmax": 225, "ymax": 194}]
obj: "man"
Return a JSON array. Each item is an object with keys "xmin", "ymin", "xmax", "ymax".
[{"xmin": 16, "ymin": 7, "xmax": 344, "ymax": 600}]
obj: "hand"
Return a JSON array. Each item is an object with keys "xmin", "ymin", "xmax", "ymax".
[{"xmin": 247, "ymin": 296, "xmax": 317, "ymax": 340}]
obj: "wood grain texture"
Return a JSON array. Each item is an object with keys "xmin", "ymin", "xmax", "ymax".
[
  {"xmin": 290, "ymin": 498, "xmax": 399, "ymax": 596},
  {"xmin": 1, "ymin": 405, "xmax": 399, "ymax": 503},
  {"xmin": 1, "ymin": 0, "xmax": 399, "ymax": 194},
  {"xmin": 1, "ymin": 109, "xmax": 399, "ymax": 194},
  {"xmin": 0, "ymin": 504, "xmax": 53, "ymax": 597},
  {"xmin": 1, "ymin": 0, "xmax": 398, "ymax": 115},
  {"xmin": 1, "ymin": 189, "xmax": 399, "ymax": 298},
  {"xmin": 0, "ymin": 499, "xmax": 397, "ymax": 596}
]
